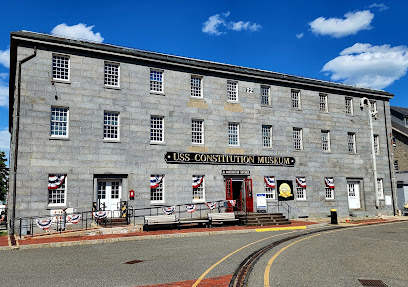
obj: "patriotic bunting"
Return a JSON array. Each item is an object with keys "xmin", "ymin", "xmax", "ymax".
[
  {"xmin": 67, "ymin": 214, "xmax": 81, "ymax": 224},
  {"xmin": 192, "ymin": 176, "xmax": 204, "ymax": 188},
  {"xmin": 185, "ymin": 204, "xmax": 196, "ymax": 213},
  {"xmin": 36, "ymin": 218, "xmax": 52, "ymax": 230},
  {"xmin": 264, "ymin": 177, "xmax": 275, "ymax": 188},
  {"xmin": 296, "ymin": 177, "xmax": 307, "ymax": 188},
  {"xmin": 228, "ymin": 200, "xmax": 236, "ymax": 207},
  {"xmin": 93, "ymin": 211, "xmax": 108, "ymax": 220},
  {"xmin": 48, "ymin": 175, "xmax": 65, "ymax": 190},
  {"xmin": 162, "ymin": 206, "xmax": 176, "ymax": 215},
  {"xmin": 325, "ymin": 178, "xmax": 335, "ymax": 189},
  {"xmin": 150, "ymin": 175, "xmax": 163, "ymax": 188},
  {"xmin": 206, "ymin": 202, "xmax": 217, "ymax": 210}
]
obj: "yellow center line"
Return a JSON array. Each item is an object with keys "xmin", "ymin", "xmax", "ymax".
[
  {"xmin": 191, "ymin": 230, "xmax": 299, "ymax": 287},
  {"xmin": 264, "ymin": 234, "xmax": 321, "ymax": 287}
]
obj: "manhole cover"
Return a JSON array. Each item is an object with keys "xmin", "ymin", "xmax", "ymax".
[
  {"xmin": 358, "ymin": 279, "xmax": 388, "ymax": 287},
  {"xmin": 124, "ymin": 260, "xmax": 144, "ymax": 264}
]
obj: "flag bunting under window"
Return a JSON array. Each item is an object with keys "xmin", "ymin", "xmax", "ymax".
[
  {"xmin": 296, "ymin": 177, "xmax": 306, "ymax": 188},
  {"xmin": 150, "ymin": 175, "xmax": 163, "ymax": 188},
  {"xmin": 264, "ymin": 177, "xmax": 275, "ymax": 188},
  {"xmin": 325, "ymin": 178, "xmax": 335, "ymax": 189},
  {"xmin": 192, "ymin": 176, "xmax": 204, "ymax": 188},
  {"xmin": 48, "ymin": 175, "xmax": 65, "ymax": 190}
]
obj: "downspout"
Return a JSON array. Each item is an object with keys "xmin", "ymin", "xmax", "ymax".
[
  {"xmin": 10, "ymin": 46, "xmax": 37, "ymax": 234},
  {"xmin": 383, "ymin": 101, "xmax": 396, "ymax": 215}
]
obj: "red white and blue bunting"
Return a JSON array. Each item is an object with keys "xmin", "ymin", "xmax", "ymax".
[
  {"xmin": 93, "ymin": 211, "xmax": 108, "ymax": 220},
  {"xmin": 325, "ymin": 178, "xmax": 335, "ymax": 189},
  {"xmin": 162, "ymin": 206, "xmax": 176, "ymax": 215},
  {"xmin": 48, "ymin": 175, "xmax": 65, "ymax": 190},
  {"xmin": 150, "ymin": 176, "xmax": 163, "ymax": 188},
  {"xmin": 67, "ymin": 214, "xmax": 81, "ymax": 224},
  {"xmin": 264, "ymin": 177, "xmax": 275, "ymax": 188},
  {"xmin": 192, "ymin": 176, "xmax": 204, "ymax": 188},
  {"xmin": 227, "ymin": 200, "xmax": 236, "ymax": 207},
  {"xmin": 206, "ymin": 202, "xmax": 217, "ymax": 210},
  {"xmin": 36, "ymin": 218, "xmax": 52, "ymax": 230},
  {"xmin": 296, "ymin": 177, "xmax": 307, "ymax": 188},
  {"xmin": 185, "ymin": 204, "xmax": 196, "ymax": 213}
]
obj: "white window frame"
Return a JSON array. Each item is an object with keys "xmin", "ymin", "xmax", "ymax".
[
  {"xmin": 191, "ymin": 75, "xmax": 203, "ymax": 98},
  {"xmin": 296, "ymin": 179, "xmax": 306, "ymax": 200},
  {"xmin": 150, "ymin": 175, "xmax": 164, "ymax": 203},
  {"xmin": 261, "ymin": 85, "xmax": 271, "ymax": 105},
  {"xmin": 262, "ymin": 125, "xmax": 272, "ymax": 148},
  {"xmin": 293, "ymin": 128, "xmax": 303, "ymax": 150},
  {"xmin": 150, "ymin": 116, "xmax": 164, "ymax": 143},
  {"xmin": 325, "ymin": 177, "xmax": 335, "ymax": 200},
  {"xmin": 321, "ymin": 130, "xmax": 330, "ymax": 152},
  {"xmin": 104, "ymin": 62, "xmax": 120, "ymax": 88},
  {"xmin": 264, "ymin": 177, "xmax": 276, "ymax": 200},
  {"xmin": 319, "ymin": 93, "xmax": 328, "ymax": 112},
  {"xmin": 370, "ymin": 101, "xmax": 377, "ymax": 113},
  {"xmin": 48, "ymin": 175, "xmax": 67, "ymax": 206},
  {"xmin": 52, "ymin": 54, "xmax": 70, "ymax": 81},
  {"xmin": 50, "ymin": 107, "xmax": 69, "ymax": 138},
  {"xmin": 227, "ymin": 80, "xmax": 238, "ymax": 102},
  {"xmin": 192, "ymin": 119, "xmax": 204, "ymax": 145},
  {"xmin": 150, "ymin": 69, "xmax": 164, "ymax": 93},
  {"xmin": 103, "ymin": 111, "xmax": 120, "ymax": 141},
  {"xmin": 291, "ymin": 90, "xmax": 301, "ymax": 109},
  {"xmin": 348, "ymin": 132, "xmax": 356, "ymax": 153},
  {"xmin": 228, "ymin": 122, "xmax": 240, "ymax": 146},
  {"xmin": 345, "ymin": 97, "xmax": 353, "ymax": 115},
  {"xmin": 377, "ymin": 178, "xmax": 384, "ymax": 200},
  {"xmin": 374, "ymin": 134, "xmax": 379, "ymax": 155},
  {"xmin": 192, "ymin": 175, "xmax": 205, "ymax": 202}
]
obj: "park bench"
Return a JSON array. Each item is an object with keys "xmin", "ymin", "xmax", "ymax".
[
  {"xmin": 208, "ymin": 213, "xmax": 239, "ymax": 227},
  {"xmin": 144, "ymin": 215, "xmax": 179, "ymax": 231}
]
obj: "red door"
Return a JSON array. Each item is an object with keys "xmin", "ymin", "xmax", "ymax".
[
  {"xmin": 225, "ymin": 178, "xmax": 233, "ymax": 212},
  {"xmin": 245, "ymin": 179, "xmax": 254, "ymax": 212}
]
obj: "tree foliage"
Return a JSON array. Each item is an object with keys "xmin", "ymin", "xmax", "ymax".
[{"xmin": 0, "ymin": 151, "xmax": 8, "ymax": 201}]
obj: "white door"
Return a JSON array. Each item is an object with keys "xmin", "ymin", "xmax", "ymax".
[
  {"xmin": 347, "ymin": 181, "xmax": 361, "ymax": 209},
  {"xmin": 97, "ymin": 180, "xmax": 122, "ymax": 217}
]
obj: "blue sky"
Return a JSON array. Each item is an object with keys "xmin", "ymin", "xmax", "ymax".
[{"xmin": 1, "ymin": 0, "xmax": 408, "ymax": 165}]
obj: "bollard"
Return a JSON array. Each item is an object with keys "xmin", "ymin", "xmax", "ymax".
[{"xmin": 330, "ymin": 209, "xmax": 338, "ymax": 224}]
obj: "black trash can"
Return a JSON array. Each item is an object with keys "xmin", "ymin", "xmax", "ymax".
[{"xmin": 330, "ymin": 209, "xmax": 338, "ymax": 224}]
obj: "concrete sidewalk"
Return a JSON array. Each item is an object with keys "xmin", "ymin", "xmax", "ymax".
[{"xmin": 1, "ymin": 216, "xmax": 406, "ymax": 251}]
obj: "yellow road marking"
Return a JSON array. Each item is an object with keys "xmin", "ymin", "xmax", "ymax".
[
  {"xmin": 192, "ymin": 230, "xmax": 299, "ymax": 287},
  {"xmin": 264, "ymin": 234, "xmax": 321, "ymax": 287},
  {"xmin": 256, "ymin": 226, "xmax": 306, "ymax": 232}
]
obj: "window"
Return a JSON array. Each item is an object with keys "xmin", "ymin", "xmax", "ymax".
[
  {"xmin": 373, "ymin": 134, "xmax": 379, "ymax": 154},
  {"xmin": 295, "ymin": 177, "xmax": 306, "ymax": 200},
  {"xmin": 192, "ymin": 119, "xmax": 204, "ymax": 144},
  {"xmin": 193, "ymin": 175, "xmax": 205, "ymax": 201},
  {"xmin": 345, "ymin": 97, "xmax": 353, "ymax": 114},
  {"xmin": 228, "ymin": 123, "xmax": 239, "ymax": 146},
  {"xmin": 227, "ymin": 81, "xmax": 238, "ymax": 101},
  {"xmin": 370, "ymin": 101, "xmax": 377, "ymax": 113},
  {"xmin": 321, "ymin": 130, "xmax": 330, "ymax": 151},
  {"xmin": 262, "ymin": 125, "xmax": 272, "ymax": 148},
  {"xmin": 191, "ymin": 76, "xmax": 202, "ymax": 98},
  {"xmin": 104, "ymin": 62, "xmax": 120, "ymax": 87},
  {"xmin": 377, "ymin": 178, "xmax": 384, "ymax": 200},
  {"xmin": 394, "ymin": 160, "xmax": 399, "ymax": 172},
  {"xmin": 150, "ymin": 69, "xmax": 163, "ymax": 92},
  {"xmin": 293, "ymin": 128, "xmax": 303, "ymax": 150},
  {"xmin": 325, "ymin": 177, "xmax": 335, "ymax": 200},
  {"xmin": 291, "ymin": 90, "xmax": 300, "ymax": 109},
  {"xmin": 50, "ymin": 107, "xmax": 69, "ymax": 137},
  {"xmin": 348, "ymin": 133, "xmax": 356, "ymax": 153},
  {"xmin": 319, "ymin": 93, "xmax": 328, "ymax": 112},
  {"xmin": 150, "ymin": 175, "xmax": 164, "ymax": 202},
  {"xmin": 405, "ymin": 118, "xmax": 408, "ymax": 128},
  {"xmin": 264, "ymin": 176, "xmax": 276, "ymax": 199},
  {"xmin": 151, "ymin": 116, "xmax": 164, "ymax": 143},
  {"xmin": 48, "ymin": 174, "xmax": 66, "ymax": 206},
  {"xmin": 104, "ymin": 112, "xmax": 119, "ymax": 140},
  {"xmin": 52, "ymin": 55, "xmax": 69, "ymax": 81},
  {"xmin": 261, "ymin": 85, "xmax": 270, "ymax": 105}
]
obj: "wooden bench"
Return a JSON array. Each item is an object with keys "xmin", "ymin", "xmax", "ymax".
[
  {"xmin": 144, "ymin": 215, "xmax": 179, "ymax": 231},
  {"xmin": 179, "ymin": 218, "xmax": 210, "ymax": 228},
  {"xmin": 208, "ymin": 213, "xmax": 239, "ymax": 227}
]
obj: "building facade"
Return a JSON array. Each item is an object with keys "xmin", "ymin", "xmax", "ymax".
[{"xmin": 8, "ymin": 31, "xmax": 397, "ymax": 229}]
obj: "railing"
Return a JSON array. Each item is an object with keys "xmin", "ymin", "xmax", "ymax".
[{"xmin": 265, "ymin": 201, "xmax": 291, "ymax": 219}]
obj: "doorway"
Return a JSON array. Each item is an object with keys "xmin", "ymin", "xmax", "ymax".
[
  {"xmin": 97, "ymin": 179, "xmax": 122, "ymax": 217},
  {"xmin": 225, "ymin": 178, "xmax": 253, "ymax": 212},
  {"xmin": 347, "ymin": 181, "xmax": 361, "ymax": 209}
]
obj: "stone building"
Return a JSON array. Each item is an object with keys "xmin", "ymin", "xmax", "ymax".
[{"xmin": 7, "ymin": 31, "xmax": 397, "ymax": 229}]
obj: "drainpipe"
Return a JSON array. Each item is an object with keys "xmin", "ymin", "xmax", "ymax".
[
  {"xmin": 360, "ymin": 97, "xmax": 379, "ymax": 209},
  {"xmin": 10, "ymin": 46, "xmax": 37, "ymax": 234},
  {"xmin": 383, "ymin": 101, "xmax": 396, "ymax": 215}
]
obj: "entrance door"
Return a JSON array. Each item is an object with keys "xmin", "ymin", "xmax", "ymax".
[
  {"xmin": 347, "ymin": 181, "xmax": 361, "ymax": 209},
  {"xmin": 97, "ymin": 180, "xmax": 122, "ymax": 217},
  {"xmin": 244, "ymin": 179, "xmax": 254, "ymax": 212}
]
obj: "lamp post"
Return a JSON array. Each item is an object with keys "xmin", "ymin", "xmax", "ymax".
[{"xmin": 360, "ymin": 97, "xmax": 379, "ymax": 209}]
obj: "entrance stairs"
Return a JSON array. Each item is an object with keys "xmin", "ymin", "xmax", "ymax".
[{"xmin": 237, "ymin": 212, "xmax": 291, "ymax": 226}]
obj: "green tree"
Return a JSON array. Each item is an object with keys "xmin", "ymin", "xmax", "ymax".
[{"xmin": 0, "ymin": 151, "xmax": 8, "ymax": 201}]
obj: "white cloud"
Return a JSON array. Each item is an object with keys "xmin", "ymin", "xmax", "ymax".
[
  {"xmin": 309, "ymin": 10, "xmax": 374, "ymax": 38},
  {"xmin": 322, "ymin": 43, "xmax": 408, "ymax": 89},
  {"xmin": 51, "ymin": 23, "xmax": 104, "ymax": 43},
  {"xmin": 0, "ymin": 74, "xmax": 8, "ymax": 107},
  {"xmin": 202, "ymin": 12, "xmax": 262, "ymax": 35},
  {"xmin": 0, "ymin": 128, "xmax": 10, "ymax": 152},
  {"xmin": 369, "ymin": 3, "xmax": 388, "ymax": 11},
  {"xmin": 296, "ymin": 33, "xmax": 304, "ymax": 39},
  {"xmin": 0, "ymin": 48, "xmax": 10, "ymax": 69}
]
